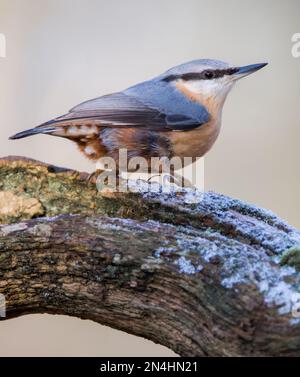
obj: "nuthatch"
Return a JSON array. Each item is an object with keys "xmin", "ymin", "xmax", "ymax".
[{"xmin": 10, "ymin": 59, "xmax": 267, "ymax": 177}]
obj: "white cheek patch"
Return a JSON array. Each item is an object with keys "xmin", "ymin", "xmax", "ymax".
[
  {"xmin": 183, "ymin": 78, "xmax": 234, "ymax": 101},
  {"xmin": 184, "ymin": 79, "xmax": 220, "ymax": 96}
]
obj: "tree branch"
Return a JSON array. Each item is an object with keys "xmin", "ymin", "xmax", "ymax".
[{"xmin": 1, "ymin": 156, "xmax": 300, "ymax": 356}]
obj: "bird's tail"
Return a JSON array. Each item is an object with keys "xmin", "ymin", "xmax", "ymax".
[{"xmin": 9, "ymin": 126, "xmax": 56, "ymax": 140}]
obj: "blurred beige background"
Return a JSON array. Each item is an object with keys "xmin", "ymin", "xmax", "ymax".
[{"xmin": 0, "ymin": 0, "xmax": 299, "ymax": 356}]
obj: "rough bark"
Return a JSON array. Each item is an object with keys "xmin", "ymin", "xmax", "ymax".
[{"xmin": 0, "ymin": 156, "xmax": 300, "ymax": 356}]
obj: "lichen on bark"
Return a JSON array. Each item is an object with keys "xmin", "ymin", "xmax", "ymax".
[
  {"xmin": 1, "ymin": 156, "xmax": 300, "ymax": 356},
  {"xmin": 281, "ymin": 246, "xmax": 300, "ymax": 271}
]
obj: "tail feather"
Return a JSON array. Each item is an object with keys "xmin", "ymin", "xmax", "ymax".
[{"xmin": 9, "ymin": 126, "xmax": 56, "ymax": 140}]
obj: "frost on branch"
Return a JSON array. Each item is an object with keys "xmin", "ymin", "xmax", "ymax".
[{"xmin": 1, "ymin": 156, "xmax": 300, "ymax": 356}]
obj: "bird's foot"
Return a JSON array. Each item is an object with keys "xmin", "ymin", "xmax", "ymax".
[{"xmin": 125, "ymin": 173, "xmax": 195, "ymax": 194}]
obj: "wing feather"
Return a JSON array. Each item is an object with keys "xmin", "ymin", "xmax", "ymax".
[{"xmin": 38, "ymin": 91, "xmax": 207, "ymax": 132}]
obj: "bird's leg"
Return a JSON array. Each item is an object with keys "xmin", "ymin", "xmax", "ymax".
[
  {"xmin": 146, "ymin": 167, "xmax": 195, "ymax": 190},
  {"xmin": 162, "ymin": 171, "xmax": 194, "ymax": 189}
]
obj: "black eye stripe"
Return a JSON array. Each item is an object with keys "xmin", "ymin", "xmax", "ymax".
[{"xmin": 162, "ymin": 67, "xmax": 239, "ymax": 82}]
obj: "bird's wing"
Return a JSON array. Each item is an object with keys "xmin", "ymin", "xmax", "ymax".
[{"xmin": 38, "ymin": 89, "xmax": 210, "ymax": 132}]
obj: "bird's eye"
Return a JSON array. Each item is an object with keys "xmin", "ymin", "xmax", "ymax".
[{"xmin": 204, "ymin": 71, "xmax": 214, "ymax": 79}]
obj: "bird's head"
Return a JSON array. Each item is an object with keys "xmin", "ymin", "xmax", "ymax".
[{"xmin": 160, "ymin": 59, "xmax": 267, "ymax": 108}]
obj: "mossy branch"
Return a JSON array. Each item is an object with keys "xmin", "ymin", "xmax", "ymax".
[{"xmin": 1, "ymin": 156, "xmax": 300, "ymax": 356}]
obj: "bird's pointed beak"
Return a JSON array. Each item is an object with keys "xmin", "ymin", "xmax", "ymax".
[{"xmin": 233, "ymin": 63, "xmax": 268, "ymax": 80}]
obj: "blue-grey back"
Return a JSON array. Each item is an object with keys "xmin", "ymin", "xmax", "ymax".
[{"xmin": 124, "ymin": 78, "xmax": 210, "ymax": 124}]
